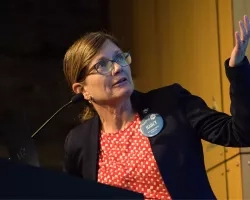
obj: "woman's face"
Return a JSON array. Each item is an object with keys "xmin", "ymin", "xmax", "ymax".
[{"xmin": 81, "ymin": 39, "xmax": 134, "ymax": 105}]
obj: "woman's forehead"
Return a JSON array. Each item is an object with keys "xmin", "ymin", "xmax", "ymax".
[
  {"xmin": 89, "ymin": 42, "xmax": 122, "ymax": 66},
  {"xmin": 97, "ymin": 40, "xmax": 121, "ymax": 58}
]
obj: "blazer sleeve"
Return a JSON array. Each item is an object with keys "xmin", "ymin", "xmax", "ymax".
[
  {"xmin": 179, "ymin": 56, "xmax": 250, "ymax": 147},
  {"xmin": 63, "ymin": 130, "xmax": 81, "ymax": 177}
]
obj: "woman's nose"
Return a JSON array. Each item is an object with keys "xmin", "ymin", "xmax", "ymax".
[{"xmin": 112, "ymin": 62, "xmax": 123, "ymax": 75}]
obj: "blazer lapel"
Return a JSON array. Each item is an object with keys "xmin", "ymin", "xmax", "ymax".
[
  {"xmin": 132, "ymin": 90, "xmax": 182, "ymax": 193},
  {"xmin": 82, "ymin": 115, "xmax": 100, "ymax": 181}
]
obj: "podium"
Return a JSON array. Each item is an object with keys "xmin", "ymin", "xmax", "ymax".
[{"xmin": 0, "ymin": 159, "xmax": 144, "ymax": 199}]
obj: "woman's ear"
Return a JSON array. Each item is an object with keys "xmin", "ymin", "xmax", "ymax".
[
  {"xmin": 72, "ymin": 83, "xmax": 91, "ymax": 101},
  {"xmin": 72, "ymin": 83, "xmax": 83, "ymax": 94}
]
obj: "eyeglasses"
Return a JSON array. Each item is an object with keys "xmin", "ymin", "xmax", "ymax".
[
  {"xmin": 88, "ymin": 52, "xmax": 131, "ymax": 75},
  {"xmin": 77, "ymin": 52, "xmax": 132, "ymax": 82}
]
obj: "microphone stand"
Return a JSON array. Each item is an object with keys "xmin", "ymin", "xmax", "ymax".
[{"xmin": 31, "ymin": 93, "xmax": 85, "ymax": 139}]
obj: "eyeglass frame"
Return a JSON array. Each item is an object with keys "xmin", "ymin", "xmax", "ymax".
[{"xmin": 77, "ymin": 52, "xmax": 131, "ymax": 82}]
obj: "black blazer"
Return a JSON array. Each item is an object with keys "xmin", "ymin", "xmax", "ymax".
[{"xmin": 64, "ymin": 57, "xmax": 250, "ymax": 199}]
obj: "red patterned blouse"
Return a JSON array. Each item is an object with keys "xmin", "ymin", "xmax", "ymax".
[{"xmin": 97, "ymin": 114, "xmax": 172, "ymax": 200}]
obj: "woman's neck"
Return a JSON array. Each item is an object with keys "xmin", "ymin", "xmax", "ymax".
[{"xmin": 94, "ymin": 99, "xmax": 135, "ymax": 133}]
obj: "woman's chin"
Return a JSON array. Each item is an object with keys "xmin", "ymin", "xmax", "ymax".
[{"xmin": 112, "ymin": 86, "xmax": 134, "ymax": 100}]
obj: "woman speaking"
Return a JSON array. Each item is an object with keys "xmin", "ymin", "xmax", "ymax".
[{"xmin": 63, "ymin": 15, "xmax": 250, "ymax": 199}]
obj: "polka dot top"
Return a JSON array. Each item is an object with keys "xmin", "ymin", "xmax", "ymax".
[{"xmin": 97, "ymin": 114, "xmax": 172, "ymax": 200}]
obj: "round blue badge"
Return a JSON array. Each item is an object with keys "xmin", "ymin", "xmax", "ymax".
[{"xmin": 140, "ymin": 113, "xmax": 164, "ymax": 137}]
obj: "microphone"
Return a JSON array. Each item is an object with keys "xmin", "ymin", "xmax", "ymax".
[{"xmin": 30, "ymin": 93, "xmax": 85, "ymax": 139}]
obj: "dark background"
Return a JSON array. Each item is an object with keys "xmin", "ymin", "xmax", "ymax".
[{"xmin": 0, "ymin": 0, "xmax": 110, "ymax": 170}]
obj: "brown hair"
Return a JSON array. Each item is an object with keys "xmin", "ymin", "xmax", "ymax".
[{"xmin": 63, "ymin": 31, "xmax": 119, "ymax": 121}]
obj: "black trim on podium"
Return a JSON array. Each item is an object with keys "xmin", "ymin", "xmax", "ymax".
[{"xmin": 0, "ymin": 159, "xmax": 144, "ymax": 199}]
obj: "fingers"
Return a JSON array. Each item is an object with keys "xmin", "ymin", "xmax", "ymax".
[
  {"xmin": 238, "ymin": 15, "xmax": 250, "ymax": 49},
  {"xmin": 243, "ymin": 15, "xmax": 250, "ymax": 43},
  {"xmin": 239, "ymin": 20, "xmax": 247, "ymax": 42},
  {"xmin": 244, "ymin": 15, "xmax": 249, "ymax": 33},
  {"xmin": 231, "ymin": 15, "xmax": 250, "ymax": 66},
  {"xmin": 247, "ymin": 16, "xmax": 250, "ymax": 35},
  {"xmin": 235, "ymin": 31, "xmax": 241, "ymax": 50}
]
